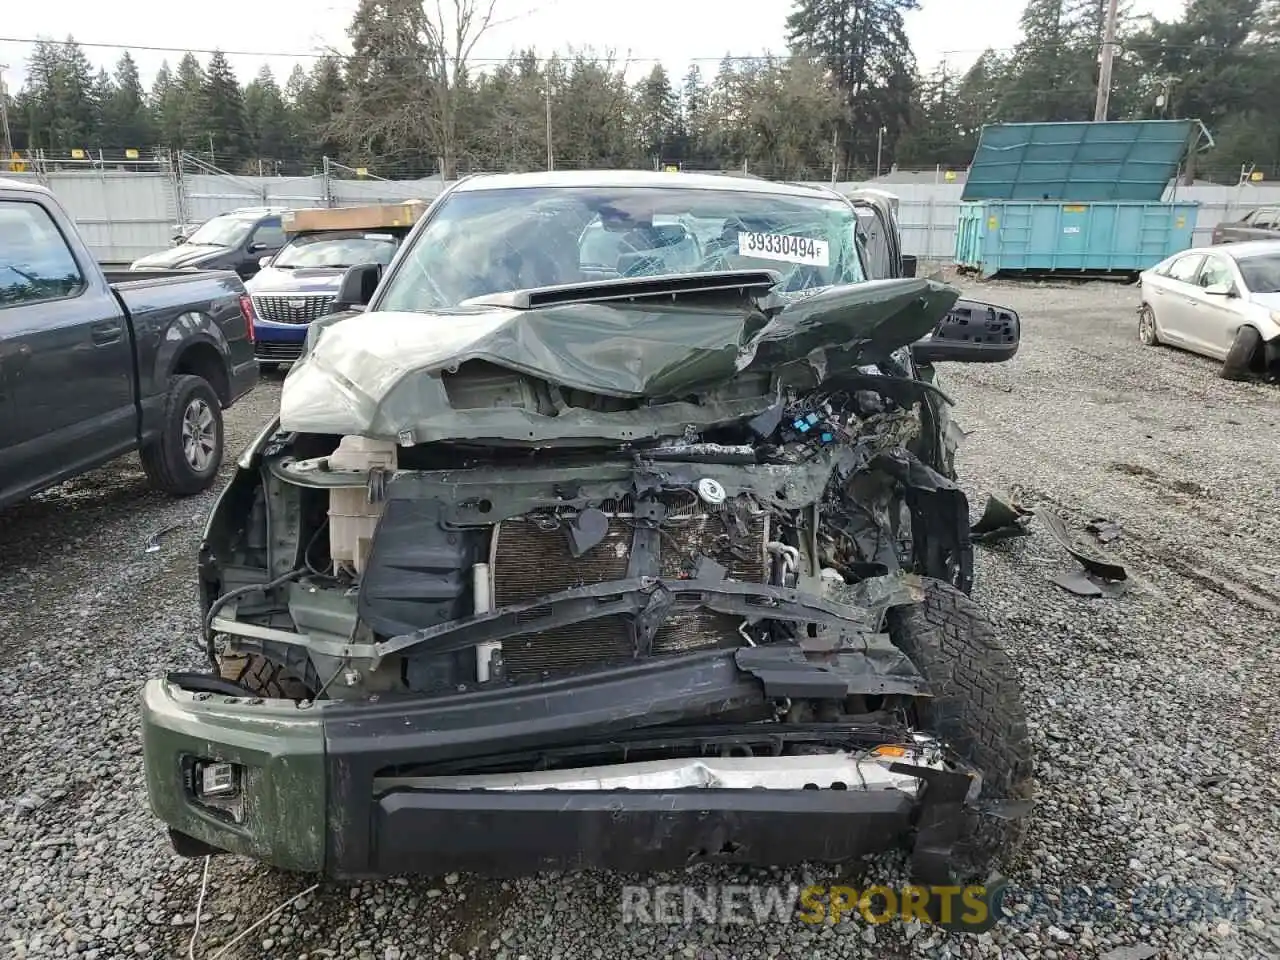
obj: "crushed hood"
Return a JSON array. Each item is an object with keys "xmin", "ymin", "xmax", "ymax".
[{"xmin": 278, "ymin": 276, "xmax": 960, "ymax": 443}]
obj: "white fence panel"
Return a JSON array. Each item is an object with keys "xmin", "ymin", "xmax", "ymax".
[
  {"xmin": 35, "ymin": 172, "xmax": 176, "ymax": 264},
  {"xmin": 182, "ymin": 174, "xmax": 328, "ymax": 222},
  {"xmin": 26, "ymin": 171, "xmax": 1280, "ymax": 265},
  {"xmin": 331, "ymin": 178, "xmax": 445, "ymax": 205}
]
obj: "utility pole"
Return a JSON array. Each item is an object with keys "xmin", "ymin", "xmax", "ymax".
[
  {"xmin": 545, "ymin": 86, "xmax": 553, "ymax": 171},
  {"xmin": 1093, "ymin": 0, "xmax": 1121, "ymax": 122},
  {"xmin": 875, "ymin": 126, "xmax": 886, "ymax": 179},
  {"xmin": 0, "ymin": 64, "xmax": 13, "ymax": 163}
]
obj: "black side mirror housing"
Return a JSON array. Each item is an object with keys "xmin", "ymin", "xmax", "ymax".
[
  {"xmin": 912, "ymin": 298, "xmax": 1021, "ymax": 364},
  {"xmin": 248, "ymin": 241, "xmax": 266, "ymax": 253},
  {"xmin": 332, "ymin": 262, "xmax": 383, "ymax": 313},
  {"xmin": 900, "ymin": 254, "xmax": 918, "ymax": 278}
]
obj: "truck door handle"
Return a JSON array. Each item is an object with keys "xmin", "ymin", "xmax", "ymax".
[{"xmin": 91, "ymin": 321, "xmax": 123, "ymax": 345}]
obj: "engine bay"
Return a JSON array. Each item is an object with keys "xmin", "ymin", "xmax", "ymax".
[{"xmin": 199, "ymin": 360, "xmax": 972, "ymax": 704}]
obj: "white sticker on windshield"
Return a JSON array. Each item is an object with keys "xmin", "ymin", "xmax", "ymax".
[{"xmin": 738, "ymin": 231, "xmax": 830, "ymax": 267}]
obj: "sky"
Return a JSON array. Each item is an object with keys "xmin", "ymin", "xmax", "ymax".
[{"xmin": 1, "ymin": 0, "xmax": 1189, "ymax": 94}]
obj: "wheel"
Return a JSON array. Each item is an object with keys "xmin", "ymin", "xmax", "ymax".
[
  {"xmin": 1137, "ymin": 303, "xmax": 1160, "ymax": 346},
  {"xmin": 219, "ymin": 650, "xmax": 315, "ymax": 700},
  {"xmin": 1220, "ymin": 325, "xmax": 1262, "ymax": 381},
  {"xmin": 140, "ymin": 374, "xmax": 224, "ymax": 496},
  {"xmin": 887, "ymin": 578, "xmax": 1034, "ymax": 878}
]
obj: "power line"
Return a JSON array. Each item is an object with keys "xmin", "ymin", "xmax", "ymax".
[{"xmin": 0, "ymin": 33, "xmax": 1211, "ymax": 67}]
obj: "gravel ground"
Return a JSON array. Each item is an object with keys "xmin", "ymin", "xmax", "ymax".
[{"xmin": 2, "ymin": 280, "xmax": 1279, "ymax": 960}]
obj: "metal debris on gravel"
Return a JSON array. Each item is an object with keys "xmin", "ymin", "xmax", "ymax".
[{"xmin": 2, "ymin": 279, "xmax": 1279, "ymax": 959}]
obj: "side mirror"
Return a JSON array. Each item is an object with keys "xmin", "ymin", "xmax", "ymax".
[
  {"xmin": 1203, "ymin": 282, "xmax": 1234, "ymax": 297},
  {"xmin": 248, "ymin": 241, "xmax": 267, "ymax": 253},
  {"xmin": 912, "ymin": 298, "xmax": 1021, "ymax": 364},
  {"xmin": 258, "ymin": 255, "xmax": 273, "ymax": 269},
  {"xmin": 900, "ymin": 254, "xmax": 918, "ymax": 278},
  {"xmin": 332, "ymin": 262, "xmax": 383, "ymax": 312}
]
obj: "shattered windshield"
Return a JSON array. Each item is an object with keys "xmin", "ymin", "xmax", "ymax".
[
  {"xmin": 1237, "ymin": 253, "xmax": 1280, "ymax": 293},
  {"xmin": 274, "ymin": 232, "xmax": 399, "ymax": 269},
  {"xmin": 377, "ymin": 186, "xmax": 867, "ymax": 311}
]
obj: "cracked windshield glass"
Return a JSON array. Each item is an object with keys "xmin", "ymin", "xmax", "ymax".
[{"xmin": 376, "ymin": 185, "xmax": 867, "ymax": 310}]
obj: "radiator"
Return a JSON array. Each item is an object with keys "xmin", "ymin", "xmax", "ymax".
[{"xmin": 490, "ymin": 494, "xmax": 769, "ymax": 679}]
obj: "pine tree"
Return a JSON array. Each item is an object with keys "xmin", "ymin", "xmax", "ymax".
[
  {"xmin": 17, "ymin": 40, "xmax": 63, "ymax": 151},
  {"xmin": 634, "ymin": 65, "xmax": 679, "ymax": 163},
  {"xmin": 24, "ymin": 36, "xmax": 100, "ymax": 152},
  {"xmin": 174, "ymin": 53, "xmax": 208, "ymax": 152},
  {"xmin": 202, "ymin": 51, "xmax": 248, "ymax": 165},
  {"xmin": 786, "ymin": 0, "xmax": 920, "ymax": 172},
  {"xmin": 297, "ymin": 55, "xmax": 346, "ymax": 162},
  {"xmin": 150, "ymin": 61, "xmax": 180, "ymax": 150},
  {"xmin": 90, "ymin": 68, "xmax": 114, "ymax": 148},
  {"xmin": 681, "ymin": 65, "xmax": 708, "ymax": 164},
  {"xmin": 244, "ymin": 65, "xmax": 290, "ymax": 168},
  {"xmin": 103, "ymin": 53, "xmax": 154, "ymax": 152}
]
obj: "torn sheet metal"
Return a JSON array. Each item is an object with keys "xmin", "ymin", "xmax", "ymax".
[
  {"xmin": 735, "ymin": 642, "xmax": 930, "ymax": 698},
  {"xmin": 278, "ymin": 276, "xmax": 960, "ymax": 441},
  {"xmin": 1035, "ymin": 508, "xmax": 1127, "ymax": 582},
  {"xmin": 971, "ymin": 493, "xmax": 1034, "ymax": 543},
  {"xmin": 1049, "ymin": 570, "xmax": 1129, "ymax": 599}
]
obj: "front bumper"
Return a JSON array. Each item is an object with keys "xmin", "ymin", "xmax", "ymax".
[
  {"xmin": 253, "ymin": 318, "xmax": 308, "ymax": 363},
  {"xmin": 143, "ymin": 651, "xmax": 978, "ymax": 880}
]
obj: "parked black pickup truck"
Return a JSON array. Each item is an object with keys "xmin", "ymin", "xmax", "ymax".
[{"xmin": 0, "ymin": 177, "xmax": 259, "ymax": 510}]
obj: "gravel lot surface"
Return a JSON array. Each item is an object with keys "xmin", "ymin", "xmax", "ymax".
[{"xmin": 2, "ymin": 279, "xmax": 1278, "ymax": 960}]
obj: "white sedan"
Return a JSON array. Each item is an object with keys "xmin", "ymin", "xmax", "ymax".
[{"xmin": 1138, "ymin": 239, "xmax": 1280, "ymax": 380}]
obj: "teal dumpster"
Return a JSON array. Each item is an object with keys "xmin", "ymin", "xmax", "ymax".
[{"xmin": 953, "ymin": 120, "xmax": 1207, "ymax": 278}]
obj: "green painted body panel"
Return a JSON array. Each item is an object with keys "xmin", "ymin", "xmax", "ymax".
[{"xmin": 141, "ymin": 678, "xmax": 329, "ymax": 872}]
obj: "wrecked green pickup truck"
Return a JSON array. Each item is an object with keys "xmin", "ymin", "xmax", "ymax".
[{"xmin": 142, "ymin": 171, "xmax": 1032, "ymax": 886}]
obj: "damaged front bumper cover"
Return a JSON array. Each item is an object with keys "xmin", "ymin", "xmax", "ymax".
[{"xmin": 143, "ymin": 642, "xmax": 1009, "ymax": 881}]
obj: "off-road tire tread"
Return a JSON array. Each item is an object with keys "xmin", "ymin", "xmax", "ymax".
[
  {"xmin": 1220, "ymin": 325, "xmax": 1262, "ymax": 381},
  {"xmin": 139, "ymin": 374, "xmax": 224, "ymax": 496},
  {"xmin": 888, "ymin": 578, "xmax": 1034, "ymax": 874},
  {"xmin": 219, "ymin": 652, "xmax": 314, "ymax": 700}
]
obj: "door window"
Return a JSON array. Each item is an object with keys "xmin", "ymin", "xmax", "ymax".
[
  {"xmin": 250, "ymin": 217, "xmax": 285, "ymax": 250},
  {"xmin": 1198, "ymin": 256, "xmax": 1233, "ymax": 289},
  {"xmin": 1166, "ymin": 254, "xmax": 1205, "ymax": 284},
  {"xmin": 0, "ymin": 201, "xmax": 86, "ymax": 308}
]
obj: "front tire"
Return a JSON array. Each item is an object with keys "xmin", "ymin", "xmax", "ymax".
[
  {"xmin": 1220, "ymin": 325, "xmax": 1262, "ymax": 381},
  {"xmin": 1138, "ymin": 304, "xmax": 1160, "ymax": 345},
  {"xmin": 888, "ymin": 578, "xmax": 1034, "ymax": 878},
  {"xmin": 140, "ymin": 374, "xmax": 224, "ymax": 496},
  {"xmin": 219, "ymin": 650, "xmax": 314, "ymax": 700}
]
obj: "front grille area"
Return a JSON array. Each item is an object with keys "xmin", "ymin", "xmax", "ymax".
[
  {"xmin": 491, "ymin": 493, "xmax": 769, "ymax": 679},
  {"xmin": 252, "ymin": 294, "xmax": 334, "ymax": 325},
  {"xmin": 255, "ymin": 340, "xmax": 304, "ymax": 362}
]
